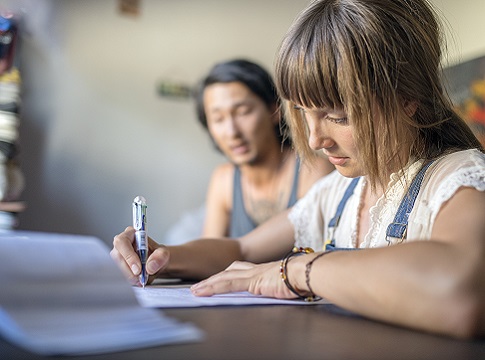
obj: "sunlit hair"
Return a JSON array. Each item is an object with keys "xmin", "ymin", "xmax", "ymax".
[
  {"xmin": 275, "ymin": 0, "xmax": 483, "ymax": 189},
  {"xmin": 195, "ymin": 59, "xmax": 291, "ymax": 152}
]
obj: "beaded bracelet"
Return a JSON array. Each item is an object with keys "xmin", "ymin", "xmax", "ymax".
[
  {"xmin": 305, "ymin": 251, "xmax": 331, "ymax": 300},
  {"xmin": 280, "ymin": 246, "xmax": 317, "ymax": 302}
]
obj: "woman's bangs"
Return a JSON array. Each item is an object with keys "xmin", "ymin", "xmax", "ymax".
[{"xmin": 276, "ymin": 28, "xmax": 342, "ymax": 110}]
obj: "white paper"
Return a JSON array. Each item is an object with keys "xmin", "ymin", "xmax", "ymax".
[
  {"xmin": 133, "ymin": 285, "xmax": 329, "ymax": 308},
  {"xmin": 0, "ymin": 231, "xmax": 203, "ymax": 356}
]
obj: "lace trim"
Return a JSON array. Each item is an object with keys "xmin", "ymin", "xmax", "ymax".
[
  {"xmin": 349, "ymin": 178, "xmax": 365, "ymax": 248},
  {"xmin": 429, "ymin": 165, "xmax": 485, "ymax": 216},
  {"xmin": 365, "ymin": 160, "xmax": 424, "ymax": 248}
]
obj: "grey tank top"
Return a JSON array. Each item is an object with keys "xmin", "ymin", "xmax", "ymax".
[{"xmin": 229, "ymin": 157, "xmax": 301, "ymax": 237}]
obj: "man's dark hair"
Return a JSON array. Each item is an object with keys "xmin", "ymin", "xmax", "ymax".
[{"xmin": 195, "ymin": 59, "xmax": 290, "ymax": 148}]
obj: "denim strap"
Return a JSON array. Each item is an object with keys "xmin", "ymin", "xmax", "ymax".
[
  {"xmin": 325, "ymin": 160, "xmax": 434, "ymax": 251},
  {"xmin": 385, "ymin": 161, "xmax": 434, "ymax": 241},
  {"xmin": 328, "ymin": 177, "xmax": 360, "ymax": 228},
  {"xmin": 325, "ymin": 177, "xmax": 360, "ymax": 251}
]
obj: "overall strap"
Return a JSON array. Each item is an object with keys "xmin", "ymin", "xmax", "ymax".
[
  {"xmin": 325, "ymin": 177, "xmax": 360, "ymax": 251},
  {"xmin": 385, "ymin": 160, "xmax": 435, "ymax": 242},
  {"xmin": 328, "ymin": 177, "xmax": 360, "ymax": 228}
]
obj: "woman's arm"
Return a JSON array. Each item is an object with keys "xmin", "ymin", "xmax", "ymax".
[
  {"xmin": 192, "ymin": 187, "xmax": 485, "ymax": 338},
  {"xmin": 166, "ymin": 209, "xmax": 295, "ymax": 279},
  {"xmin": 111, "ymin": 209, "xmax": 296, "ymax": 282},
  {"xmin": 292, "ymin": 187, "xmax": 485, "ymax": 338}
]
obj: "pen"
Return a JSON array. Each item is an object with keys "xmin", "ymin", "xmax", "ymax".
[{"xmin": 132, "ymin": 196, "xmax": 148, "ymax": 288}]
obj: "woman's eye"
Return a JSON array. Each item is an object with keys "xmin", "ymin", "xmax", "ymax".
[{"xmin": 327, "ymin": 116, "xmax": 348, "ymax": 125}]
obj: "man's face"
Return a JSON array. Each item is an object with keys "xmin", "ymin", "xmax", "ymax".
[{"xmin": 204, "ymin": 82, "xmax": 278, "ymax": 166}]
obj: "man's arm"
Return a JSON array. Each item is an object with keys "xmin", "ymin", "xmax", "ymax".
[{"xmin": 201, "ymin": 164, "xmax": 233, "ymax": 237}]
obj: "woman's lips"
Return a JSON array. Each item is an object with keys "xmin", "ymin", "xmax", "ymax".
[{"xmin": 327, "ymin": 156, "xmax": 349, "ymax": 166}]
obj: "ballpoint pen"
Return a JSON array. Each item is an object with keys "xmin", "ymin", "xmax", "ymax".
[{"xmin": 133, "ymin": 196, "xmax": 148, "ymax": 288}]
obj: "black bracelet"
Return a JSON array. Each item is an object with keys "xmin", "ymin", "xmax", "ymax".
[
  {"xmin": 280, "ymin": 246, "xmax": 316, "ymax": 302},
  {"xmin": 305, "ymin": 251, "xmax": 331, "ymax": 301}
]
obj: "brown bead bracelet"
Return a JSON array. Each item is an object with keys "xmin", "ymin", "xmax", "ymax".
[{"xmin": 280, "ymin": 246, "xmax": 317, "ymax": 302}]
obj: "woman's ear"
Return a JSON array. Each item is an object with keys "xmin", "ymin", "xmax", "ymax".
[{"xmin": 403, "ymin": 100, "xmax": 418, "ymax": 117}]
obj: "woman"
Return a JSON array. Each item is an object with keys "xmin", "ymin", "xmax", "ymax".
[{"xmin": 112, "ymin": 0, "xmax": 485, "ymax": 338}]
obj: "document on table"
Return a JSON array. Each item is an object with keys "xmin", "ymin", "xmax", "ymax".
[
  {"xmin": 0, "ymin": 231, "xmax": 203, "ymax": 356},
  {"xmin": 133, "ymin": 285, "xmax": 330, "ymax": 308}
]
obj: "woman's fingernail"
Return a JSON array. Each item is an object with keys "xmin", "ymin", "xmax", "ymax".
[
  {"xmin": 191, "ymin": 283, "xmax": 202, "ymax": 292},
  {"xmin": 147, "ymin": 260, "xmax": 160, "ymax": 274},
  {"xmin": 131, "ymin": 264, "xmax": 140, "ymax": 275}
]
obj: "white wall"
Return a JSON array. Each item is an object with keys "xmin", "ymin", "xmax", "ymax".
[
  {"xmin": 0, "ymin": 0, "xmax": 484, "ymax": 245},
  {"xmin": 431, "ymin": 0, "xmax": 485, "ymax": 64},
  {"xmin": 1, "ymin": 0, "xmax": 312, "ymax": 244}
]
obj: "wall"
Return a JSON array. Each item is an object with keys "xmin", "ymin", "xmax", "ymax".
[
  {"xmin": 432, "ymin": 0, "xmax": 485, "ymax": 64},
  {"xmin": 1, "ymin": 0, "xmax": 312, "ymax": 244},
  {"xmin": 0, "ymin": 0, "xmax": 484, "ymax": 245}
]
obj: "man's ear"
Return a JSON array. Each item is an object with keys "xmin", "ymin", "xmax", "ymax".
[{"xmin": 403, "ymin": 100, "xmax": 418, "ymax": 117}]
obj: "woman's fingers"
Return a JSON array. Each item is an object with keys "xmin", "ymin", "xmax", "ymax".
[
  {"xmin": 225, "ymin": 260, "xmax": 255, "ymax": 271},
  {"xmin": 191, "ymin": 260, "xmax": 299, "ymax": 299},
  {"xmin": 110, "ymin": 248, "xmax": 141, "ymax": 286},
  {"xmin": 146, "ymin": 246, "xmax": 170, "ymax": 275},
  {"xmin": 190, "ymin": 269, "xmax": 250, "ymax": 296},
  {"xmin": 112, "ymin": 227, "xmax": 141, "ymax": 275}
]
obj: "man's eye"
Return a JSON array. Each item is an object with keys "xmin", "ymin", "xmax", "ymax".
[
  {"xmin": 209, "ymin": 117, "xmax": 223, "ymax": 124},
  {"xmin": 236, "ymin": 107, "xmax": 251, "ymax": 116}
]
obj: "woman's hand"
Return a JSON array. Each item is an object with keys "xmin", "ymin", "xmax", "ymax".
[
  {"xmin": 190, "ymin": 260, "xmax": 300, "ymax": 299},
  {"xmin": 111, "ymin": 226, "xmax": 169, "ymax": 286}
]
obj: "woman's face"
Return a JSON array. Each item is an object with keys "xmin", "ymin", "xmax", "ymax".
[
  {"xmin": 204, "ymin": 82, "xmax": 279, "ymax": 166},
  {"xmin": 297, "ymin": 106, "xmax": 364, "ymax": 178}
]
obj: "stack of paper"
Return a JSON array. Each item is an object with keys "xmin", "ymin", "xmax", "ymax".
[{"xmin": 0, "ymin": 231, "xmax": 203, "ymax": 356}]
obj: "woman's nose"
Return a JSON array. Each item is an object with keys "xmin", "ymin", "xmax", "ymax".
[{"xmin": 307, "ymin": 124, "xmax": 332, "ymax": 151}]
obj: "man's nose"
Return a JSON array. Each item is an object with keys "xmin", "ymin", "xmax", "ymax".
[{"xmin": 224, "ymin": 117, "xmax": 240, "ymax": 137}]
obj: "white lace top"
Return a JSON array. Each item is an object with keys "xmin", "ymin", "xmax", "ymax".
[{"xmin": 288, "ymin": 149, "xmax": 485, "ymax": 250}]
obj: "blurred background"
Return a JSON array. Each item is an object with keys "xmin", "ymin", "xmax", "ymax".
[{"xmin": 0, "ymin": 0, "xmax": 483, "ymax": 245}]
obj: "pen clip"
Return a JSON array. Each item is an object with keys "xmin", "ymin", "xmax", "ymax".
[{"xmin": 132, "ymin": 196, "xmax": 147, "ymax": 231}]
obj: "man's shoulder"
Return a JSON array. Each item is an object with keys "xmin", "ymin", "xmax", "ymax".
[{"xmin": 211, "ymin": 162, "xmax": 236, "ymax": 179}]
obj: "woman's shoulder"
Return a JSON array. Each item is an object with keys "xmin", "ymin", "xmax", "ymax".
[
  {"xmin": 423, "ymin": 149, "xmax": 485, "ymax": 210},
  {"xmin": 431, "ymin": 149, "xmax": 485, "ymax": 178},
  {"xmin": 438, "ymin": 148, "xmax": 485, "ymax": 164}
]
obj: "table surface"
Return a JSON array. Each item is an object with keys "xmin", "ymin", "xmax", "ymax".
[{"xmin": 2, "ymin": 303, "xmax": 485, "ymax": 360}]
